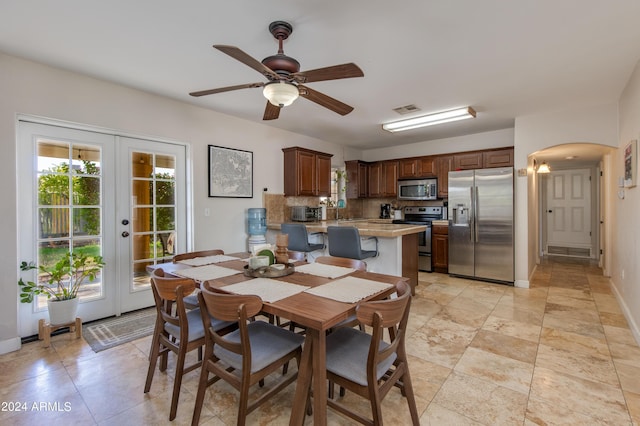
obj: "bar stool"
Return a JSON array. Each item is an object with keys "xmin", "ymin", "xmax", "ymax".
[
  {"xmin": 280, "ymin": 223, "xmax": 324, "ymax": 258},
  {"xmin": 327, "ymin": 226, "xmax": 378, "ymax": 260}
]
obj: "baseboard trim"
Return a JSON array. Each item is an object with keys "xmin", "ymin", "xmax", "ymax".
[
  {"xmin": 0, "ymin": 336, "xmax": 21, "ymax": 355},
  {"xmin": 514, "ymin": 279, "xmax": 530, "ymax": 288},
  {"xmin": 610, "ymin": 280, "xmax": 640, "ymax": 347}
]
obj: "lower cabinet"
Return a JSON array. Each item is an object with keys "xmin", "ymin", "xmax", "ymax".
[{"xmin": 432, "ymin": 225, "xmax": 448, "ymax": 273}]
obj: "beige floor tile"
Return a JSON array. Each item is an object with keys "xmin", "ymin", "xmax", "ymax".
[
  {"xmin": 470, "ymin": 329, "xmax": 538, "ymax": 363},
  {"xmin": 539, "ymin": 326, "xmax": 610, "ymax": 357},
  {"xmin": 525, "ymin": 397, "xmax": 614, "ymax": 426},
  {"xmin": 624, "ymin": 390, "xmax": 640, "ymax": 425},
  {"xmin": 406, "ymin": 317, "xmax": 478, "ymax": 368},
  {"xmin": 454, "ymin": 346, "xmax": 534, "ymax": 394},
  {"xmin": 604, "ymin": 324, "xmax": 638, "ymax": 346},
  {"xmin": 481, "ymin": 315, "xmax": 542, "ymax": 343},
  {"xmin": 421, "ymin": 402, "xmax": 485, "ymax": 425},
  {"xmin": 542, "ymin": 312, "xmax": 606, "ymax": 340},
  {"xmin": 609, "ymin": 341, "xmax": 640, "ymax": 369},
  {"xmin": 535, "ymin": 344, "xmax": 619, "ymax": 386},
  {"xmin": 530, "ymin": 366, "xmax": 631, "ymax": 424},
  {"xmin": 432, "ymin": 371, "xmax": 528, "ymax": 425},
  {"xmin": 615, "ymin": 361, "xmax": 640, "ymax": 394}
]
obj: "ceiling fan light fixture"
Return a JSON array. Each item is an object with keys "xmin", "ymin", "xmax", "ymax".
[
  {"xmin": 263, "ymin": 81, "xmax": 299, "ymax": 107},
  {"xmin": 382, "ymin": 107, "xmax": 476, "ymax": 132}
]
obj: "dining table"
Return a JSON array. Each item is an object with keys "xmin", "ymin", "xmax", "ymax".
[{"xmin": 148, "ymin": 252, "xmax": 408, "ymax": 425}]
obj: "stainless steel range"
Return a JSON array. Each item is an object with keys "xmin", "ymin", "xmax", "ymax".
[{"xmin": 392, "ymin": 206, "xmax": 444, "ymax": 272}]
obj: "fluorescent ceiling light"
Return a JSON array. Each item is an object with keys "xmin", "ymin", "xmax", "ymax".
[
  {"xmin": 382, "ymin": 107, "xmax": 476, "ymax": 132},
  {"xmin": 263, "ymin": 81, "xmax": 299, "ymax": 107}
]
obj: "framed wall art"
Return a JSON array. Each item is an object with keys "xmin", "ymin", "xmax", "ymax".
[
  {"xmin": 208, "ymin": 145, "xmax": 253, "ymax": 198},
  {"xmin": 624, "ymin": 139, "xmax": 637, "ymax": 188}
]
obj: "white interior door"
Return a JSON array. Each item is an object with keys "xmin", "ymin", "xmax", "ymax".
[
  {"xmin": 116, "ymin": 137, "xmax": 187, "ymax": 314},
  {"xmin": 545, "ymin": 168, "xmax": 593, "ymax": 257}
]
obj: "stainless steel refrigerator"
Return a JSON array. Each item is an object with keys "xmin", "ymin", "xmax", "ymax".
[{"xmin": 448, "ymin": 167, "xmax": 514, "ymax": 283}]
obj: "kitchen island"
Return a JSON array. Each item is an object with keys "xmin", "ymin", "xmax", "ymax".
[{"xmin": 266, "ymin": 220, "xmax": 426, "ymax": 294}]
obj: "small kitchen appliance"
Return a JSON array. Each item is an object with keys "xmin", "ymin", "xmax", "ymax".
[
  {"xmin": 380, "ymin": 204, "xmax": 391, "ymax": 219},
  {"xmin": 398, "ymin": 178, "xmax": 438, "ymax": 201}
]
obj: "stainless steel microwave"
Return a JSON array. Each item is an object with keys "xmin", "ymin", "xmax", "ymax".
[{"xmin": 398, "ymin": 178, "xmax": 438, "ymax": 200}]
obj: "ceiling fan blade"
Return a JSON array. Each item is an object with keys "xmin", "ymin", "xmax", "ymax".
[
  {"xmin": 298, "ymin": 85, "xmax": 354, "ymax": 116},
  {"xmin": 263, "ymin": 101, "xmax": 281, "ymax": 120},
  {"xmin": 213, "ymin": 45, "xmax": 279, "ymax": 80},
  {"xmin": 292, "ymin": 63, "xmax": 364, "ymax": 83},
  {"xmin": 189, "ymin": 82, "xmax": 264, "ymax": 97}
]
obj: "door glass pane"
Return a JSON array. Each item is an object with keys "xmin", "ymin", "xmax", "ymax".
[
  {"xmin": 35, "ymin": 140, "xmax": 104, "ymax": 311},
  {"xmin": 131, "ymin": 151, "xmax": 177, "ymax": 291}
]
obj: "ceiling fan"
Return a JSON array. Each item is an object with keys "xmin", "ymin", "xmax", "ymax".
[{"xmin": 189, "ymin": 21, "xmax": 364, "ymax": 120}]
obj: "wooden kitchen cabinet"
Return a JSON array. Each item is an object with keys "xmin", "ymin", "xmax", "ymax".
[
  {"xmin": 368, "ymin": 160, "xmax": 398, "ymax": 197},
  {"xmin": 483, "ymin": 148, "xmax": 513, "ymax": 168},
  {"xmin": 432, "ymin": 224, "xmax": 449, "ymax": 273},
  {"xmin": 283, "ymin": 147, "xmax": 333, "ymax": 197},
  {"xmin": 345, "ymin": 160, "xmax": 369, "ymax": 199},
  {"xmin": 453, "ymin": 151, "xmax": 483, "ymax": 170},
  {"xmin": 436, "ymin": 155, "xmax": 453, "ymax": 198},
  {"xmin": 398, "ymin": 156, "xmax": 436, "ymax": 178},
  {"xmin": 382, "ymin": 160, "xmax": 398, "ymax": 196}
]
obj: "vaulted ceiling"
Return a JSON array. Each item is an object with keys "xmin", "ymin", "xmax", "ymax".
[{"xmin": 2, "ymin": 1, "xmax": 640, "ymax": 152}]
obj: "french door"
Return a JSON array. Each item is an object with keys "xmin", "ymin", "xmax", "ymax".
[
  {"xmin": 117, "ymin": 137, "xmax": 187, "ymax": 313},
  {"xmin": 17, "ymin": 120, "xmax": 187, "ymax": 336}
]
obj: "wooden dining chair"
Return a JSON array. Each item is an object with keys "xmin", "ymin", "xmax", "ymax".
[
  {"xmin": 144, "ymin": 268, "xmax": 235, "ymax": 421},
  {"xmin": 172, "ymin": 249, "xmax": 225, "ymax": 308},
  {"xmin": 324, "ymin": 280, "xmax": 419, "ymax": 425},
  {"xmin": 191, "ymin": 284, "xmax": 305, "ymax": 426}
]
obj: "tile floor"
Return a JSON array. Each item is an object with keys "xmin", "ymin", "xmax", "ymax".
[{"xmin": 1, "ymin": 256, "xmax": 639, "ymax": 425}]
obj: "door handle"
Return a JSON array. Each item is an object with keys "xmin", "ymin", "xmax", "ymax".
[
  {"xmin": 121, "ymin": 231, "xmax": 130, "ymax": 238},
  {"xmin": 547, "ymin": 210, "xmax": 553, "ymax": 213},
  {"xmin": 121, "ymin": 219, "xmax": 130, "ymax": 225}
]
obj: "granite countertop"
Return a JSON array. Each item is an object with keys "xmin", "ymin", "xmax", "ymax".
[
  {"xmin": 267, "ymin": 219, "xmax": 426, "ymax": 237},
  {"xmin": 431, "ymin": 220, "xmax": 449, "ymax": 226}
]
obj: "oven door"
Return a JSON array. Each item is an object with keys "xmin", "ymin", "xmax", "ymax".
[{"xmin": 418, "ymin": 225, "xmax": 432, "ymax": 272}]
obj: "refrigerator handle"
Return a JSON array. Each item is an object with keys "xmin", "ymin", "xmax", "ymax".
[
  {"xmin": 474, "ymin": 186, "xmax": 480, "ymax": 243},
  {"xmin": 469, "ymin": 187, "xmax": 474, "ymax": 242}
]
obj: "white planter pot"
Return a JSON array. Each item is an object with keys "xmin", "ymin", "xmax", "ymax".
[{"xmin": 47, "ymin": 297, "xmax": 79, "ymax": 325}]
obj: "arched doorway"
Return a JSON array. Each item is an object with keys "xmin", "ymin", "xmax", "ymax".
[{"xmin": 529, "ymin": 143, "xmax": 615, "ymax": 275}]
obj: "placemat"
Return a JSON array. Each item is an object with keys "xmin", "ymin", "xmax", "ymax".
[
  {"xmin": 222, "ymin": 278, "xmax": 310, "ymax": 303},
  {"xmin": 177, "ymin": 254, "xmax": 241, "ymax": 266},
  {"xmin": 295, "ymin": 262, "xmax": 355, "ymax": 279},
  {"xmin": 304, "ymin": 276, "xmax": 393, "ymax": 303},
  {"xmin": 173, "ymin": 264, "xmax": 240, "ymax": 281}
]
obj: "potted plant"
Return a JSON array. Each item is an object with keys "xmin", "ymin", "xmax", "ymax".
[{"xmin": 18, "ymin": 252, "xmax": 105, "ymax": 325}]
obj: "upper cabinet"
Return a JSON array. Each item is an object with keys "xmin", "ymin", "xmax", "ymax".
[
  {"xmin": 436, "ymin": 155, "xmax": 453, "ymax": 199},
  {"xmin": 368, "ymin": 160, "xmax": 398, "ymax": 197},
  {"xmin": 483, "ymin": 148, "xmax": 514, "ymax": 168},
  {"xmin": 453, "ymin": 152, "xmax": 483, "ymax": 170},
  {"xmin": 345, "ymin": 160, "xmax": 368, "ymax": 199},
  {"xmin": 283, "ymin": 147, "xmax": 333, "ymax": 197},
  {"xmin": 398, "ymin": 156, "xmax": 436, "ymax": 179}
]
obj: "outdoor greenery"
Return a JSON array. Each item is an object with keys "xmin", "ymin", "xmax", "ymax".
[{"xmin": 18, "ymin": 252, "xmax": 105, "ymax": 302}]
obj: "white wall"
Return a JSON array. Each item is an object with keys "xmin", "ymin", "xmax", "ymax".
[
  {"xmin": 615, "ymin": 58, "xmax": 640, "ymax": 342},
  {"xmin": 0, "ymin": 52, "xmax": 351, "ymax": 350}
]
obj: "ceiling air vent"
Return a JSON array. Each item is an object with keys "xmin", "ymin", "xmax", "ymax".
[{"xmin": 392, "ymin": 104, "xmax": 421, "ymax": 115}]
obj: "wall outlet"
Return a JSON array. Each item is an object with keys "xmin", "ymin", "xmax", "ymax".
[
  {"xmin": 621, "ymin": 269, "xmax": 625, "ymax": 279},
  {"xmin": 204, "ymin": 208, "xmax": 210, "ymax": 217}
]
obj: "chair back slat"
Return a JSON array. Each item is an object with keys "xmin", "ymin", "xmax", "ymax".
[
  {"xmin": 315, "ymin": 255, "xmax": 366, "ymax": 271},
  {"xmin": 173, "ymin": 248, "xmax": 224, "ymax": 263}
]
